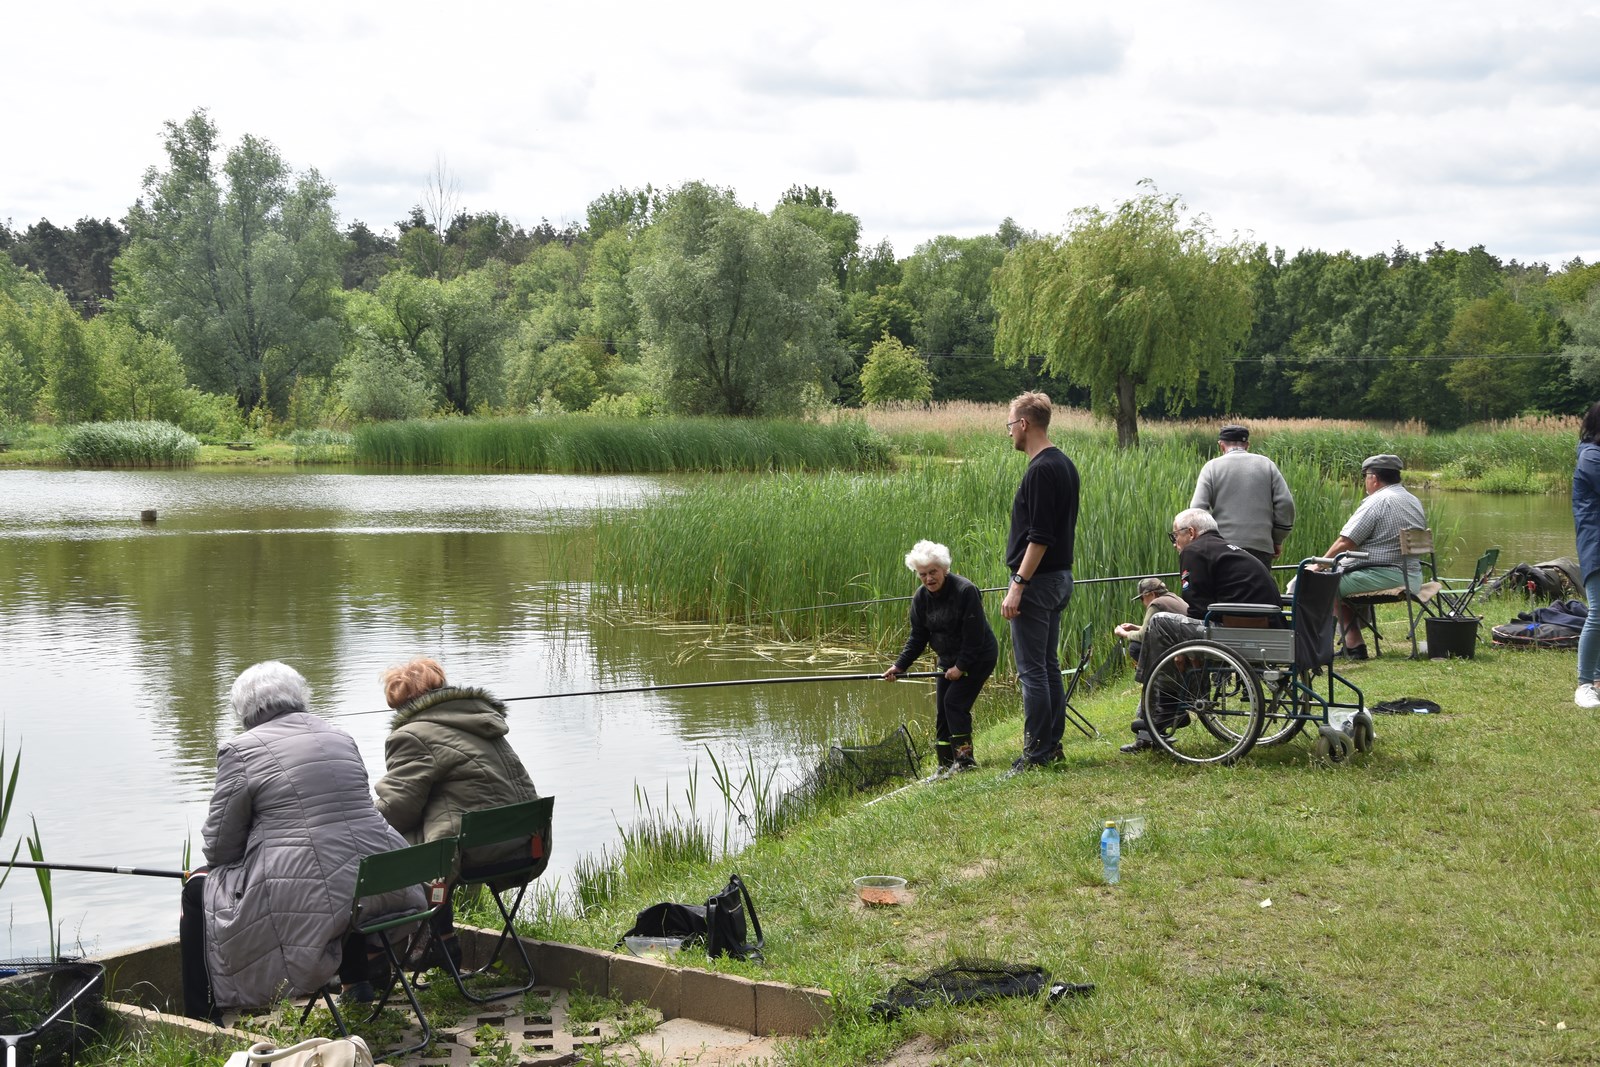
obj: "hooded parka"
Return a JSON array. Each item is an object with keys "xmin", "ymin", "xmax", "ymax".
[
  {"xmin": 201, "ymin": 710, "xmax": 420, "ymax": 1008},
  {"xmin": 375, "ymin": 687, "xmax": 538, "ymax": 867}
]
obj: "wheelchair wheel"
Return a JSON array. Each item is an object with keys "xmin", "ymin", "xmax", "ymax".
[
  {"xmin": 1313, "ymin": 724, "xmax": 1352, "ymax": 764},
  {"xmin": 1142, "ymin": 641, "xmax": 1264, "ymax": 766},
  {"xmin": 1255, "ymin": 673, "xmax": 1310, "ymax": 748},
  {"xmin": 1351, "ymin": 710, "xmax": 1374, "ymax": 753}
]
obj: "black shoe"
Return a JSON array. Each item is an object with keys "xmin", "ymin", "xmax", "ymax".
[
  {"xmin": 1120, "ymin": 737, "xmax": 1154, "ymax": 754},
  {"xmin": 1339, "ymin": 645, "xmax": 1369, "ymax": 661},
  {"xmin": 339, "ymin": 980, "xmax": 375, "ymax": 1005}
]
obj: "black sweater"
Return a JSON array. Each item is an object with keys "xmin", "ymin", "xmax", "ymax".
[
  {"xmin": 893, "ymin": 573, "xmax": 1000, "ymax": 673},
  {"xmin": 1006, "ymin": 446, "xmax": 1079, "ymax": 573},
  {"xmin": 1180, "ymin": 530, "xmax": 1280, "ymax": 618}
]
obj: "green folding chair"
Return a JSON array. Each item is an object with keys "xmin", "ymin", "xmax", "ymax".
[
  {"xmin": 1061, "ymin": 623, "xmax": 1098, "ymax": 739},
  {"xmin": 302, "ymin": 837, "xmax": 456, "ymax": 1059},
  {"xmin": 440, "ymin": 796, "xmax": 554, "ymax": 1003}
]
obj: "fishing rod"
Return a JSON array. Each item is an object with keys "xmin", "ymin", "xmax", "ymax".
[
  {"xmin": 734, "ymin": 562, "xmax": 1298, "ymax": 622},
  {"xmin": 340, "ymin": 670, "xmax": 945, "ymax": 717},
  {"xmin": 4, "ymin": 860, "xmax": 185, "ymax": 880}
]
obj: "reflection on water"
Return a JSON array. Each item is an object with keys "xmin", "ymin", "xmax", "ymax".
[
  {"xmin": 1427, "ymin": 488, "xmax": 1576, "ymax": 570},
  {"xmin": 0, "ymin": 470, "xmax": 927, "ymax": 955}
]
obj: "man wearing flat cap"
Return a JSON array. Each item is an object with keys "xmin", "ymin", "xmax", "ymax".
[
  {"xmin": 1320, "ymin": 454, "xmax": 1427, "ymax": 659},
  {"xmin": 1113, "ymin": 577, "xmax": 1189, "ymax": 669},
  {"xmin": 1190, "ymin": 424, "xmax": 1296, "ymax": 570}
]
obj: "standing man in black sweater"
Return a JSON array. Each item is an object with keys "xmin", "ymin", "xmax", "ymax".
[{"xmin": 1000, "ymin": 391, "xmax": 1080, "ymax": 774}]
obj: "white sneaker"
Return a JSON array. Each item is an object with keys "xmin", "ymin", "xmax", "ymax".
[{"xmin": 1575, "ymin": 685, "xmax": 1600, "ymax": 709}]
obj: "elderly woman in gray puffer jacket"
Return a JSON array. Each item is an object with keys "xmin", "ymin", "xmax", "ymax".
[
  {"xmin": 374, "ymin": 657, "xmax": 538, "ymax": 970},
  {"xmin": 180, "ymin": 661, "xmax": 421, "ymax": 1021}
]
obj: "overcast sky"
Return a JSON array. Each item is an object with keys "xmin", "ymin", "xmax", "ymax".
[{"xmin": 7, "ymin": 1, "xmax": 1600, "ymax": 266}]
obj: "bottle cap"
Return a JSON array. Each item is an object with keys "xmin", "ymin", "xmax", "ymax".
[{"xmin": 1104, "ymin": 821, "xmax": 1116, "ymax": 828}]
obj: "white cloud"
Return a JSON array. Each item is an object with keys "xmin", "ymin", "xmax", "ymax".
[{"xmin": 3, "ymin": 0, "xmax": 1598, "ymax": 265}]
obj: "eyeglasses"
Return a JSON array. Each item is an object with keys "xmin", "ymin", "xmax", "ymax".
[
  {"xmin": 1006, "ymin": 418, "xmax": 1024, "ymax": 429},
  {"xmin": 1168, "ymin": 529, "xmax": 1186, "ymax": 545}
]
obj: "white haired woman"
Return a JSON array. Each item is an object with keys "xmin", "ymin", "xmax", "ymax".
[
  {"xmin": 179, "ymin": 661, "xmax": 421, "ymax": 1021},
  {"xmin": 882, "ymin": 540, "xmax": 999, "ymax": 773}
]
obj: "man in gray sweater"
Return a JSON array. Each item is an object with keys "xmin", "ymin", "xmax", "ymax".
[{"xmin": 1190, "ymin": 424, "xmax": 1295, "ymax": 570}]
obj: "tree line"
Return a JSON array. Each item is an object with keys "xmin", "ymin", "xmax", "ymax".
[{"xmin": 3, "ymin": 109, "xmax": 1598, "ymax": 439}]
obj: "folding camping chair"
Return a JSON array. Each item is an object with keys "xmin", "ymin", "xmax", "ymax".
[
  {"xmin": 1061, "ymin": 623, "xmax": 1098, "ymax": 739},
  {"xmin": 438, "ymin": 796, "xmax": 554, "ymax": 1003},
  {"xmin": 1435, "ymin": 547, "xmax": 1499, "ymax": 618},
  {"xmin": 1341, "ymin": 526, "xmax": 1443, "ymax": 658},
  {"xmin": 302, "ymin": 837, "xmax": 456, "ymax": 1058}
]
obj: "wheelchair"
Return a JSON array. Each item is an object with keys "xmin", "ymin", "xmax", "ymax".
[{"xmin": 1137, "ymin": 555, "xmax": 1373, "ymax": 767}]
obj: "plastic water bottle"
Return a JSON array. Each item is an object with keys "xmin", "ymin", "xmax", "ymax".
[{"xmin": 1100, "ymin": 821, "xmax": 1121, "ymax": 885}]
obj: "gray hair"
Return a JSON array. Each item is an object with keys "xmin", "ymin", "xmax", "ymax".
[
  {"xmin": 1173, "ymin": 508, "xmax": 1218, "ymax": 535},
  {"xmin": 231, "ymin": 661, "xmax": 312, "ymax": 728},
  {"xmin": 904, "ymin": 539, "xmax": 953, "ymax": 572}
]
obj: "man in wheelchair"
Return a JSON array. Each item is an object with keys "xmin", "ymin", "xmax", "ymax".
[{"xmin": 1122, "ymin": 508, "xmax": 1281, "ymax": 754}]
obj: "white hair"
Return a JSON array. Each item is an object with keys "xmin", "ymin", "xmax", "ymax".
[
  {"xmin": 904, "ymin": 539, "xmax": 952, "ymax": 571},
  {"xmin": 231, "ymin": 661, "xmax": 312, "ymax": 728},
  {"xmin": 1173, "ymin": 508, "xmax": 1218, "ymax": 534}
]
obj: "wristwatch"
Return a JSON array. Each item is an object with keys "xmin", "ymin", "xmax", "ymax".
[{"xmin": 1010, "ymin": 573, "xmax": 1030, "ymax": 585}]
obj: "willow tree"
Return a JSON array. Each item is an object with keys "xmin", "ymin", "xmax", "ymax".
[{"xmin": 993, "ymin": 184, "xmax": 1252, "ymax": 447}]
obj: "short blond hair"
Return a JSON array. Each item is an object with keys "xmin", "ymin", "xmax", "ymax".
[
  {"xmin": 1009, "ymin": 391, "xmax": 1051, "ymax": 429},
  {"xmin": 383, "ymin": 657, "xmax": 447, "ymax": 709}
]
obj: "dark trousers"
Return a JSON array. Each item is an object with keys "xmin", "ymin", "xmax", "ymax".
[
  {"xmin": 933, "ymin": 661, "xmax": 994, "ymax": 765},
  {"xmin": 1009, "ymin": 570, "xmax": 1073, "ymax": 760},
  {"xmin": 179, "ymin": 867, "xmax": 368, "ymax": 1020}
]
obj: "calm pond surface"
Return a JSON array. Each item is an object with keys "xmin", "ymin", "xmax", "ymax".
[
  {"xmin": 0, "ymin": 469, "xmax": 928, "ymax": 956},
  {"xmin": 0, "ymin": 470, "xmax": 1578, "ymax": 957}
]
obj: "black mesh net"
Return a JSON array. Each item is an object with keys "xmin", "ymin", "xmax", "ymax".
[
  {"xmin": 0, "ymin": 960, "xmax": 105, "ymax": 1062},
  {"xmin": 868, "ymin": 958, "xmax": 1091, "ymax": 1020},
  {"xmin": 775, "ymin": 725, "xmax": 922, "ymax": 822}
]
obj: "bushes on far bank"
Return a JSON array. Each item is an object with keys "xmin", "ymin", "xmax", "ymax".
[
  {"xmin": 57, "ymin": 420, "xmax": 200, "ymax": 468},
  {"xmin": 352, "ymin": 415, "xmax": 893, "ymax": 473}
]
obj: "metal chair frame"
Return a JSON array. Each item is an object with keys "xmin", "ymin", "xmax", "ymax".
[
  {"xmin": 302, "ymin": 836, "xmax": 457, "ymax": 1059},
  {"xmin": 438, "ymin": 796, "xmax": 554, "ymax": 1003},
  {"xmin": 1060, "ymin": 622, "xmax": 1098, "ymax": 739},
  {"xmin": 1341, "ymin": 527, "xmax": 1442, "ymax": 658}
]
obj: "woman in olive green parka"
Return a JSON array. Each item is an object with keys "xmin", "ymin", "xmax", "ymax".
[{"xmin": 374, "ymin": 657, "xmax": 538, "ymax": 963}]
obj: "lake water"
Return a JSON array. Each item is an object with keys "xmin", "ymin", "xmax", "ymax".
[
  {"xmin": 0, "ymin": 470, "xmax": 1578, "ymax": 957},
  {"xmin": 0, "ymin": 469, "xmax": 929, "ymax": 957}
]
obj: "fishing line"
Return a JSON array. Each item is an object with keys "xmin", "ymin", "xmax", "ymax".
[{"xmin": 338, "ymin": 670, "xmax": 944, "ymax": 718}]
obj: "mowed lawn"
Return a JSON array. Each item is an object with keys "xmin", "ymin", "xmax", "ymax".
[{"xmin": 549, "ymin": 623, "xmax": 1599, "ymax": 1066}]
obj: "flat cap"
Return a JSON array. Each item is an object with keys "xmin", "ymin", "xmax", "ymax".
[
  {"xmin": 1218, "ymin": 424, "xmax": 1249, "ymax": 443},
  {"xmin": 1361, "ymin": 453, "xmax": 1404, "ymax": 472}
]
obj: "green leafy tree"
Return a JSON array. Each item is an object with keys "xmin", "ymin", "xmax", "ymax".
[
  {"xmin": 359, "ymin": 268, "xmax": 510, "ymax": 412},
  {"xmin": 775, "ymin": 185, "xmax": 861, "ymax": 290},
  {"xmin": 859, "ymin": 335, "xmax": 933, "ymax": 404},
  {"xmin": 1564, "ymin": 290, "xmax": 1600, "ymax": 395},
  {"xmin": 119, "ymin": 110, "xmax": 344, "ymax": 412},
  {"xmin": 900, "ymin": 231, "xmax": 1021, "ymax": 402},
  {"xmin": 993, "ymin": 184, "xmax": 1253, "ymax": 446},
  {"xmin": 92, "ymin": 316, "xmax": 189, "ymax": 421},
  {"xmin": 336, "ymin": 328, "xmax": 433, "ymax": 421},
  {"xmin": 630, "ymin": 182, "xmax": 842, "ymax": 417},
  {"xmin": 1441, "ymin": 291, "xmax": 1550, "ymax": 419}
]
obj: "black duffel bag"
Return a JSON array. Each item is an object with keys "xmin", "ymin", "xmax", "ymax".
[{"xmin": 616, "ymin": 872, "xmax": 764, "ymax": 962}]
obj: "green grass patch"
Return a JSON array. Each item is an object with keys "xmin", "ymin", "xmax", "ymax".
[
  {"xmin": 55, "ymin": 421, "xmax": 200, "ymax": 468},
  {"xmin": 353, "ymin": 415, "xmax": 893, "ymax": 472},
  {"xmin": 525, "ymin": 614, "xmax": 1600, "ymax": 1065}
]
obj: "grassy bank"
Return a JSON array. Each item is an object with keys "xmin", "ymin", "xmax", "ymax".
[
  {"xmin": 353, "ymin": 416, "xmax": 893, "ymax": 472},
  {"xmin": 528, "ymin": 618, "xmax": 1598, "ymax": 1065}
]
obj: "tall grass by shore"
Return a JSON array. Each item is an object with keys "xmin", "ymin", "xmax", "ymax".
[
  {"xmin": 56, "ymin": 421, "xmax": 199, "ymax": 468},
  {"xmin": 586, "ymin": 437, "xmax": 1370, "ymax": 652},
  {"xmin": 353, "ymin": 415, "xmax": 892, "ymax": 472}
]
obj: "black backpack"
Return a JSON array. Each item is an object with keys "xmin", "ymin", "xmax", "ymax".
[{"xmin": 616, "ymin": 873, "xmax": 764, "ymax": 962}]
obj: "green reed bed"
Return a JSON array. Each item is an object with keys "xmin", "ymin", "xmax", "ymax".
[
  {"xmin": 287, "ymin": 427, "xmax": 353, "ymax": 464},
  {"xmin": 353, "ymin": 415, "xmax": 892, "ymax": 472},
  {"xmin": 588, "ymin": 438, "xmax": 1367, "ymax": 654},
  {"xmin": 56, "ymin": 420, "xmax": 199, "ymax": 468}
]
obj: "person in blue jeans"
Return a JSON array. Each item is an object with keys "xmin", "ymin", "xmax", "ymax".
[
  {"xmin": 999, "ymin": 391, "xmax": 1080, "ymax": 774},
  {"xmin": 1573, "ymin": 400, "xmax": 1600, "ymax": 708}
]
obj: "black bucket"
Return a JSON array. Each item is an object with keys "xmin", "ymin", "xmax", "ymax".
[
  {"xmin": 0, "ymin": 961, "xmax": 105, "ymax": 1066},
  {"xmin": 1425, "ymin": 616, "xmax": 1481, "ymax": 660}
]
